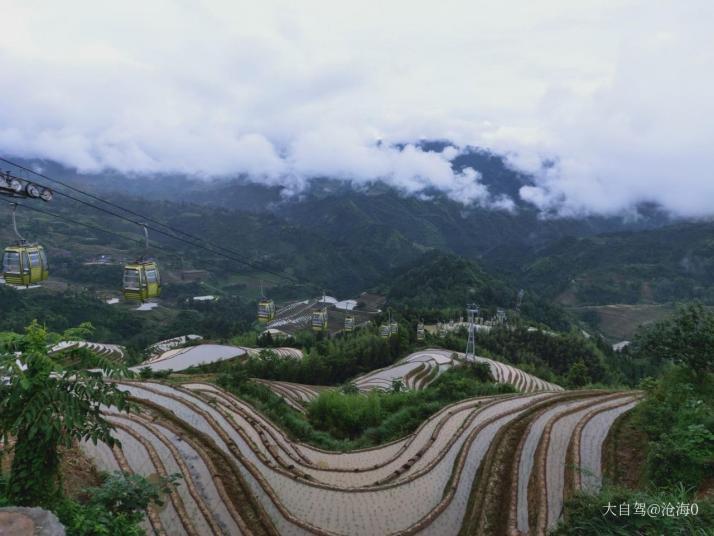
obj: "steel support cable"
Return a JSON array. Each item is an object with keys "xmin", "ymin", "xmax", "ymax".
[
  {"xmin": 0, "ymin": 156, "xmax": 244, "ymax": 248},
  {"xmin": 0, "ymin": 156, "xmax": 297, "ymax": 283},
  {"xmin": 0, "ymin": 197, "xmax": 172, "ymax": 255},
  {"xmin": 0, "ymin": 198, "xmax": 298, "ymax": 287}
]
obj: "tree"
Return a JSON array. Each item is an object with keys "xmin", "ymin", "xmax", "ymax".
[
  {"xmin": 636, "ymin": 303, "xmax": 714, "ymax": 376},
  {"xmin": 340, "ymin": 382, "xmax": 359, "ymax": 395},
  {"xmin": 463, "ymin": 362, "xmax": 494, "ymax": 383},
  {"xmin": 390, "ymin": 378, "xmax": 405, "ymax": 393},
  {"xmin": 0, "ymin": 321, "xmax": 131, "ymax": 506},
  {"xmin": 85, "ymin": 471, "xmax": 179, "ymax": 521},
  {"xmin": 54, "ymin": 471, "xmax": 180, "ymax": 536},
  {"xmin": 566, "ymin": 359, "xmax": 591, "ymax": 388}
]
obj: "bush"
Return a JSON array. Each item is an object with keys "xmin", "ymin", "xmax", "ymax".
[
  {"xmin": 305, "ymin": 367, "xmax": 515, "ymax": 445},
  {"xmin": 138, "ymin": 367, "xmax": 172, "ymax": 380},
  {"xmin": 239, "ymin": 329, "xmax": 405, "ymax": 386},
  {"xmin": 553, "ymin": 485, "xmax": 714, "ymax": 536},
  {"xmin": 0, "ymin": 471, "xmax": 179, "ymax": 536},
  {"xmin": 217, "ymin": 366, "xmax": 515, "ymax": 450},
  {"xmin": 84, "ymin": 471, "xmax": 180, "ymax": 520},
  {"xmin": 217, "ymin": 361, "xmax": 249, "ymax": 388},
  {"xmin": 635, "ymin": 303, "xmax": 714, "ymax": 375},
  {"xmin": 633, "ymin": 366, "xmax": 714, "ymax": 489},
  {"xmin": 308, "ymin": 390, "xmax": 384, "ymax": 439},
  {"xmin": 54, "ymin": 499, "xmax": 145, "ymax": 536}
]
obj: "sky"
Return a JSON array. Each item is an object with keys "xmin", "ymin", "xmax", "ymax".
[{"xmin": 0, "ymin": 0, "xmax": 712, "ymax": 217}]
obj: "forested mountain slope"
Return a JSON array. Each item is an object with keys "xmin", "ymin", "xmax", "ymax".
[{"xmin": 520, "ymin": 220, "xmax": 714, "ymax": 305}]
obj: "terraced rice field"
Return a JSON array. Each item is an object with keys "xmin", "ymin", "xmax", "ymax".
[
  {"xmin": 244, "ymin": 347, "xmax": 305, "ymax": 360},
  {"xmin": 146, "ymin": 335, "xmax": 204, "ymax": 358},
  {"xmin": 82, "ymin": 380, "xmax": 639, "ymax": 535},
  {"xmin": 253, "ymin": 348, "xmax": 561, "ymax": 411},
  {"xmin": 135, "ymin": 344, "xmax": 246, "ymax": 372},
  {"xmin": 267, "ymin": 300, "xmax": 318, "ymax": 331},
  {"xmin": 252, "ymin": 379, "xmax": 324, "ymax": 413},
  {"xmin": 50, "ymin": 340, "xmax": 126, "ymax": 361},
  {"xmin": 132, "ymin": 344, "xmax": 561, "ymax": 420},
  {"xmin": 353, "ymin": 349, "xmax": 563, "ymax": 394}
]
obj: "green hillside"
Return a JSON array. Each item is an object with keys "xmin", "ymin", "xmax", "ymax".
[{"xmin": 521, "ymin": 221, "xmax": 714, "ymax": 305}]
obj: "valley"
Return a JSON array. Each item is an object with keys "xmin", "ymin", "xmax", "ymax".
[{"xmin": 1, "ymin": 160, "xmax": 712, "ymax": 536}]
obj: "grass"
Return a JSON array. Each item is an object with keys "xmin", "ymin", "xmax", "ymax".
[
  {"xmin": 602, "ymin": 410, "xmax": 648, "ymax": 490},
  {"xmin": 215, "ymin": 365, "xmax": 515, "ymax": 451},
  {"xmin": 552, "ymin": 485, "xmax": 714, "ymax": 535}
]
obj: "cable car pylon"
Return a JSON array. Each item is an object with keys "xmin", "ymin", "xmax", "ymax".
[{"xmin": 464, "ymin": 303, "xmax": 479, "ymax": 363}]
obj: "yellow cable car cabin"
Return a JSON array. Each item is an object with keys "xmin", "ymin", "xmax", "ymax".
[
  {"xmin": 344, "ymin": 314, "xmax": 354, "ymax": 332},
  {"xmin": 2, "ymin": 244, "xmax": 48, "ymax": 287},
  {"xmin": 312, "ymin": 308, "xmax": 328, "ymax": 332},
  {"xmin": 122, "ymin": 261, "xmax": 160, "ymax": 302},
  {"xmin": 258, "ymin": 299, "xmax": 276, "ymax": 323}
]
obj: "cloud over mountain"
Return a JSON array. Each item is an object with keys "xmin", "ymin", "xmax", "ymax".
[{"xmin": 0, "ymin": 1, "xmax": 712, "ymax": 215}]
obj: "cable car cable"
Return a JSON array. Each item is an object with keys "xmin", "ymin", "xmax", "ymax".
[
  {"xmin": 0, "ymin": 156, "xmax": 296, "ymax": 281},
  {"xmin": 0, "ymin": 198, "xmax": 298, "ymax": 288},
  {"xmin": 0, "ymin": 198, "xmax": 296, "ymax": 288},
  {"xmin": 0, "ymin": 197, "xmax": 172, "ymax": 254},
  {"xmin": 10, "ymin": 203, "xmax": 25, "ymax": 242},
  {"xmin": 0, "ymin": 172, "xmax": 296, "ymax": 283}
]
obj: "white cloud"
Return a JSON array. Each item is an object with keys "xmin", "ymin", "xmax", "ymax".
[{"xmin": 0, "ymin": 0, "xmax": 712, "ymax": 215}]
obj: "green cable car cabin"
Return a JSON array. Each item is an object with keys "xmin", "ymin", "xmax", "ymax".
[
  {"xmin": 312, "ymin": 308, "xmax": 328, "ymax": 332},
  {"xmin": 122, "ymin": 261, "xmax": 160, "ymax": 302},
  {"xmin": 2, "ymin": 244, "xmax": 48, "ymax": 287},
  {"xmin": 258, "ymin": 298, "xmax": 276, "ymax": 323}
]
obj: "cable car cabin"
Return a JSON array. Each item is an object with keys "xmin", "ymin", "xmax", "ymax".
[
  {"xmin": 122, "ymin": 261, "xmax": 160, "ymax": 302},
  {"xmin": 379, "ymin": 323, "xmax": 391, "ymax": 338},
  {"xmin": 312, "ymin": 309, "xmax": 328, "ymax": 332},
  {"xmin": 2, "ymin": 244, "xmax": 48, "ymax": 287},
  {"xmin": 258, "ymin": 299, "xmax": 276, "ymax": 323},
  {"xmin": 344, "ymin": 314, "xmax": 355, "ymax": 332},
  {"xmin": 416, "ymin": 322, "xmax": 425, "ymax": 341}
]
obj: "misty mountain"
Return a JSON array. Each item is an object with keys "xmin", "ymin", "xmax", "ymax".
[
  {"xmin": 3, "ymin": 148, "xmax": 685, "ymax": 306},
  {"xmin": 9, "ymin": 144, "xmax": 673, "ymax": 227}
]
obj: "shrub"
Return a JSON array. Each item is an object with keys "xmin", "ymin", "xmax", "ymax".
[
  {"xmin": 138, "ymin": 367, "xmax": 172, "ymax": 380},
  {"xmin": 0, "ymin": 471, "xmax": 179, "ymax": 536},
  {"xmin": 308, "ymin": 391, "xmax": 384, "ymax": 439},
  {"xmin": 217, "ymin": 366, "xmax": 515, "ymax": 451},
  {"xmin": 553, "ymin": 485, "xmax": 714, "ymax": 536},
  {"xmin": 633, "ymin": 366, "xmax": 714, "ymax": 489},
  {"xmin": 305, "ymin": 367, "xmax": 515, "ymax": 445}
]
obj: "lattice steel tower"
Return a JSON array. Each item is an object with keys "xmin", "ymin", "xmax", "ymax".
[{"xmin": 465, "ymin": 303, "xmax": 479, "ymax": 362}]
